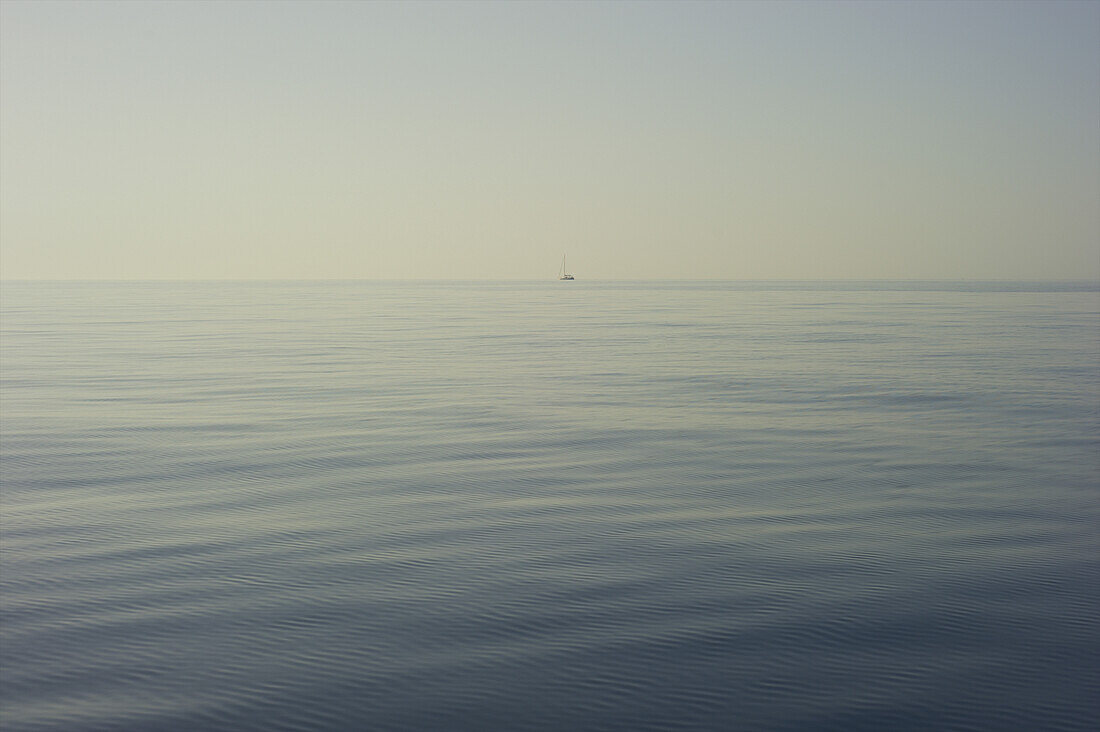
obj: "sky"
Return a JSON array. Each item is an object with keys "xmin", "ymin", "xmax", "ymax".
[{"xmin": 1, "ymin": 0, "xmax": 1097, "ymax": 280}]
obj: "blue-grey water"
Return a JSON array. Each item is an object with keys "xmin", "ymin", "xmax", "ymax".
[{"xmin": 2, "ymin": 280, "xmax": 1098, "ymax": 731}]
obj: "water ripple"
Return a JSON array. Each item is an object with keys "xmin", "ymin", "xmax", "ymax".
[{"xmin": 2, "ymin": 281, "xmax": 1098, "ymax": 731}]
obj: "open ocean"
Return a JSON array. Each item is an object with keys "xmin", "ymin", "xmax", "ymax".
[{"xmin": 1, "ymin": 280, "xmax": 1098, "ymax": 731}]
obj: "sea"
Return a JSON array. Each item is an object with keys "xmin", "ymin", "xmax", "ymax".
[{"xmin": 1, "ymin": 280, "xmax": 1098, "ymax": 731}]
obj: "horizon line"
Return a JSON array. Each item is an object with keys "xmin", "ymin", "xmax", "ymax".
[{"xmin": 3, "ymin": 277, "xmax": 1099, "ymax": 284}]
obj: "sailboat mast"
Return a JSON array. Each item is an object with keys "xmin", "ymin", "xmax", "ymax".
[{"xmin": 558, "ymin": 253, "xmax": 574, "ymax": 280}]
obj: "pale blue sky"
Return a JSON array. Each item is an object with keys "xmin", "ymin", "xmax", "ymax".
[{"xmin": 2, "ymin": 0, "xmax": 1097, "ymax": 279}]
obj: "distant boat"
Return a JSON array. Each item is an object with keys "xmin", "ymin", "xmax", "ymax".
[{"xmin": 558, "ymin": 255, "xmax": 575, "ymax": 280}]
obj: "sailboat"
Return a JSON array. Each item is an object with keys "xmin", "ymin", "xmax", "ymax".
[{"xmin": 558, "ymin": 255, "xmax": 575, "ymax": 280}]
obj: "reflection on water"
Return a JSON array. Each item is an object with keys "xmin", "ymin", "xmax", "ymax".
[{"xmin": 2, "ymin": 281, "xmax": 1098, "ymax": 731}]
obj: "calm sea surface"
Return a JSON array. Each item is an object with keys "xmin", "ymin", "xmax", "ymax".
[{"xmin": 2, "ymin": 281, "xmax": 1098, "ymax": 731}]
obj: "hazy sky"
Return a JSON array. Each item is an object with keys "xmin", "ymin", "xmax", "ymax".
[{"xmin": 1, "ymin": 0, "xmax": 1097, "ymax": 280}]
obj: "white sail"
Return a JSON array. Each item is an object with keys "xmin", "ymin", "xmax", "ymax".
[{"xmin": 558, "ymin": 255, "xmax": 574, "ymax": 280}]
